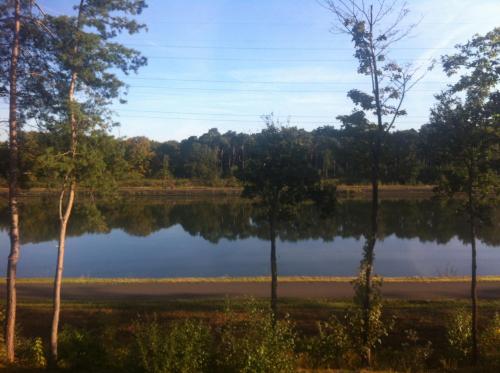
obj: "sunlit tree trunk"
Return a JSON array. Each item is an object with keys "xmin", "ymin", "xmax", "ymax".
[
  {"xmin": 269, "ymin": 211, "xmax": 278, "ymax": 321},
  {"xmin": 5, "ymin": 0, "xmax": 21, "ymax": 363},
  {"xmin": 50, "ymin": 184, "xmax": 75, "ymax": 363}
]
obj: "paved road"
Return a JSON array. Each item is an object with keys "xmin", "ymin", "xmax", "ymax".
[{"xmin": 4, "ymin": 281, "xmax": 500, "ymax": 302}]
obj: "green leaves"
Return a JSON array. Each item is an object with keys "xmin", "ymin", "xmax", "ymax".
[
  {"xmin": 430, "ymin": 28, "xmax": 499, "ymax": 211},
  {"xmin": 237, "ymin": 117, "xmax": 322, "ymax": 220}
]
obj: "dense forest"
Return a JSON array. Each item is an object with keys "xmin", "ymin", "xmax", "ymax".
[{"xmin": 0, "ymin": 123, "xmax": 455, "ymax": 186}]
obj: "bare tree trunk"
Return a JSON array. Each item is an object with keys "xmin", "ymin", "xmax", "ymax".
[
  {"xmin": 470, "ymin": 215, "xmax": 478, "ymax": 365},
  {"xmin": 50, "ymin": 184, "xmax": 75, "ymax": 363},
  {"xmin": 467, "ymin": 176, "xmax": 478, "ymax": 365},
  {"xmin": 270, "ymin": 213, "xmax": 278, "ymax": 321},
  {"xmin": 5, "ymin": 0, "xmax": 21, "ymax": 363}
]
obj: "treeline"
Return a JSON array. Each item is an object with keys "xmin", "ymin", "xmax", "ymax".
[{"xmin": 0, "ymin": 124, "xmax": 446, "ymax": 186}]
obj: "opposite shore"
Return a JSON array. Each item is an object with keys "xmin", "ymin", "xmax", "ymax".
[{"xmin": 0, "ymin": 183, "xmax": 436, "ymax": 198}]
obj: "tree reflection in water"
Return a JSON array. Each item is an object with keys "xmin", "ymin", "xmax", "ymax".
[{"xmin": 1, "ymin": 197, "xmax": 497, "ymax": 247}]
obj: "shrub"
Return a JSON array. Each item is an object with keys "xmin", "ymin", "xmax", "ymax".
[
  {"xmin": 446, "ymin": 308, "xmax": 472, "ymax": 362},
  {"xmin": 132, "ymin": 315, "xmax": 213, "ymax": 373},
  {"xmin": 348, "ymin": 271, "xmax": 393, "ymax": 365},
  {"xmin": 58, "ymin": 326, "xmax": 107, "ymax": 371},
  {"xmin": 217, "ymin": 302, "xmax": 297, "ymax": 373},
  {"xmin": 306, "ymin": 314, "xmax": 349, "ymax": 369},
  {"xmin": 15, "ymin": 336, "xmax": 47, "ymax": 369},
  {"xmin": 383, "ymin": 329, "xmax": 433, "ymax": 373},
  {"xmin": 481, "ymin": 312, "xmax": 500, "ymax": 366}
]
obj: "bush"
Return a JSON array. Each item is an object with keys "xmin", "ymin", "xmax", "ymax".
[
  {"xmin": 347, "ymin": 270, "xmax": 393, "ymax": 366},
  {"xmin": 305, "ymin": 314, "xmax": 349, "ymax": 369},
  {"xmin": 14, "ymin": 336, "xmax": 47, "ymax": 369},
  {"xmin": 446, "ymin": 308, "xmax": 472, "ymax": 362},
  {"xmin": 481, "ymin": 312, "xmax": 500, "ymax": 366},
  {"xmin": 383, "ymin": 329, "xmax": 433, "ymax": 373},
  {"xmin": 132, "ymin": 316, "xmax": 213, "ymax": 373},
  {"xmin": 217, "ymin": 302, "xmax": 297, "ymax": 373},
  {"xmin": 58, "ymin": 326, "xmax": 107, "ymax": 371}
]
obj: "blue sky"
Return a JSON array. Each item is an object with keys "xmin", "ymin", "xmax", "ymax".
[{"xmin": 2, "ymin": 0, "xmax": 499, "ymax": 141}]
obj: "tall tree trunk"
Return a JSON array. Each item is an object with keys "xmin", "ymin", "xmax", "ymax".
[
  {"xmin": 360, "ymin": 149, "xmax": 379, "ymax": 366},
  {"xmin": 468, "ymin": 177, "xmax": 478, "ymax": 365},
  {"xmin": 360, "ymin": 7, "xmax": 382, "ymax": 366},
  {"xmin": 5, "ymin": 0, "xmax": 21, "ymax": 363},
  {"xmin": 50, "ymin": 1, "xmax": 84, "ymax": 363},
  {"xmin": 270, "ymin": 213, "xmax": 278, "ymax": 321},
  {"xmin": 470, "ymin": 214, "xmax": 478, "ymax": 365}
]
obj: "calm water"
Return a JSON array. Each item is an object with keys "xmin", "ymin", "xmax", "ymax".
[{"xmin": 0, "ymin": 196, "xmax": 498, "ymax": 278}]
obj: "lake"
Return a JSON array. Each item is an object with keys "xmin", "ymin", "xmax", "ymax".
[{"xmin": 0, "ymin": 196, "xmax": 498, "ymax": 278}]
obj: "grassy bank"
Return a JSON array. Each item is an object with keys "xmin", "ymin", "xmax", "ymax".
[{"xmin": 2, "ymin": 275, "xmax": 500, "ymax": 284}]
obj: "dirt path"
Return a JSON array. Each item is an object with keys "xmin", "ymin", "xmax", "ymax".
[{"xmin": 4, "ymin": 280, "xmax": 500, "ymax": 302}]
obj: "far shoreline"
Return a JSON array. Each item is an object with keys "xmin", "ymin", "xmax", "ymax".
[{"xmin": 0, "ymin": 183, "xmax": 436, "ymax": 198}]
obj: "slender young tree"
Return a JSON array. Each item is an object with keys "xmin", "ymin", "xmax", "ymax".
[
  {"xmin": 0, "ymin": 1, "xmax": 57, "ymax": 361},
  {"xmin": 30, "ymin": 1, "xmax": 147, "ymax": 364},
  {"xmin": 320, "ymin": 0, "xmax": 422, "ymax": 365},
  {"xmin": 429, "ymin": 28, "xmax": 499, "ymax": 365},
  {"xmin": 238, "ymin": 116, "xmax": 322, "ymax": 319},
  {"xmin": 4, "ymin": 0, "xmax": 21, "ymax": 363}
]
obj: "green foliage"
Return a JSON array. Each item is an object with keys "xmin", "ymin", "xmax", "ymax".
[
  {"xmin": 481, "ymin": 313, "xmax": 500, "ymax": 365},
  {"xmin": 125, "ymin": 137, "xmax": 155, "ymax": 178},
  {"xmin": 16, "ymin": 337, "xmax": 47, "ymax": 369},
  {"xmin": 348, "ymin": 272, "xmax": 393, "ymax": 359},
  {"xmin": 446, "ymin": 308, "xmax": 472, "ymax": 362},
  {"xmin": 58, "ymin": 326, "xmax": 107, "ymax": 371},
  {"xmin": 132, "ymin": 316, "xmax": 213, "ymax": 373},
  {"xmin": 383, "ymin": 329, "xmax": 433, "ymax": 373},
  {"xmin": 0, "ymin": 309, "xmax": 46, "ymax": 368},
  {"xmin": 305, "ymin": 314, "xmax": 350, "ymax": 369},
  {"xmin": 238, "ymin": 118, "xmax": 321, "ymax": 219},
  {"xmin": 429, "ymin": 28, "xmax": 500, "ymax": 209},
  {"xmin": 217, "ymin": 302, "xmax": 297, "ymax": 373}
]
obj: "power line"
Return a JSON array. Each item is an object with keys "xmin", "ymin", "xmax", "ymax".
[
  {"xmin": 115, "ymin": 114, "xmax": 428, "ymax": 125},
  {"xmin": 117, "ymin": 109, "xmax": 334, "ymax": 118},
  {"xmin": 127, "ymin": 85, "xmax": 441, "ymax": 93},
  {"xmin": 145, "ymin": 55, "xmax": 435, "ymax": 62},
  {"xmin": 125, "ymin": 77, "xmax": 450, "ymax": 85},
  {"xmin": 132, "ymin": 20, "xmax": 482, "ymax": 26},
  {"xmin": 116, "ymin": 114, "xmax": 332, "ymax": 125},
  {"xmin": 123, "ymin": 43, "xmax": 456, "ymax": 51},
  {"xmin": 116, "ymin": 109, "xmax": 431, "ymax": 119}
]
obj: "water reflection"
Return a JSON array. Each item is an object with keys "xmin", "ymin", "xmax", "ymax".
[{"xmin": 0, "ymin": 197, "xmax": 498, "ymax": 277}]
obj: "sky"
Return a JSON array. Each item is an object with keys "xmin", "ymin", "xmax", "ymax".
[{"xmin": 1, "ymin": 0, "xmax": 499, "ymax": 142}]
